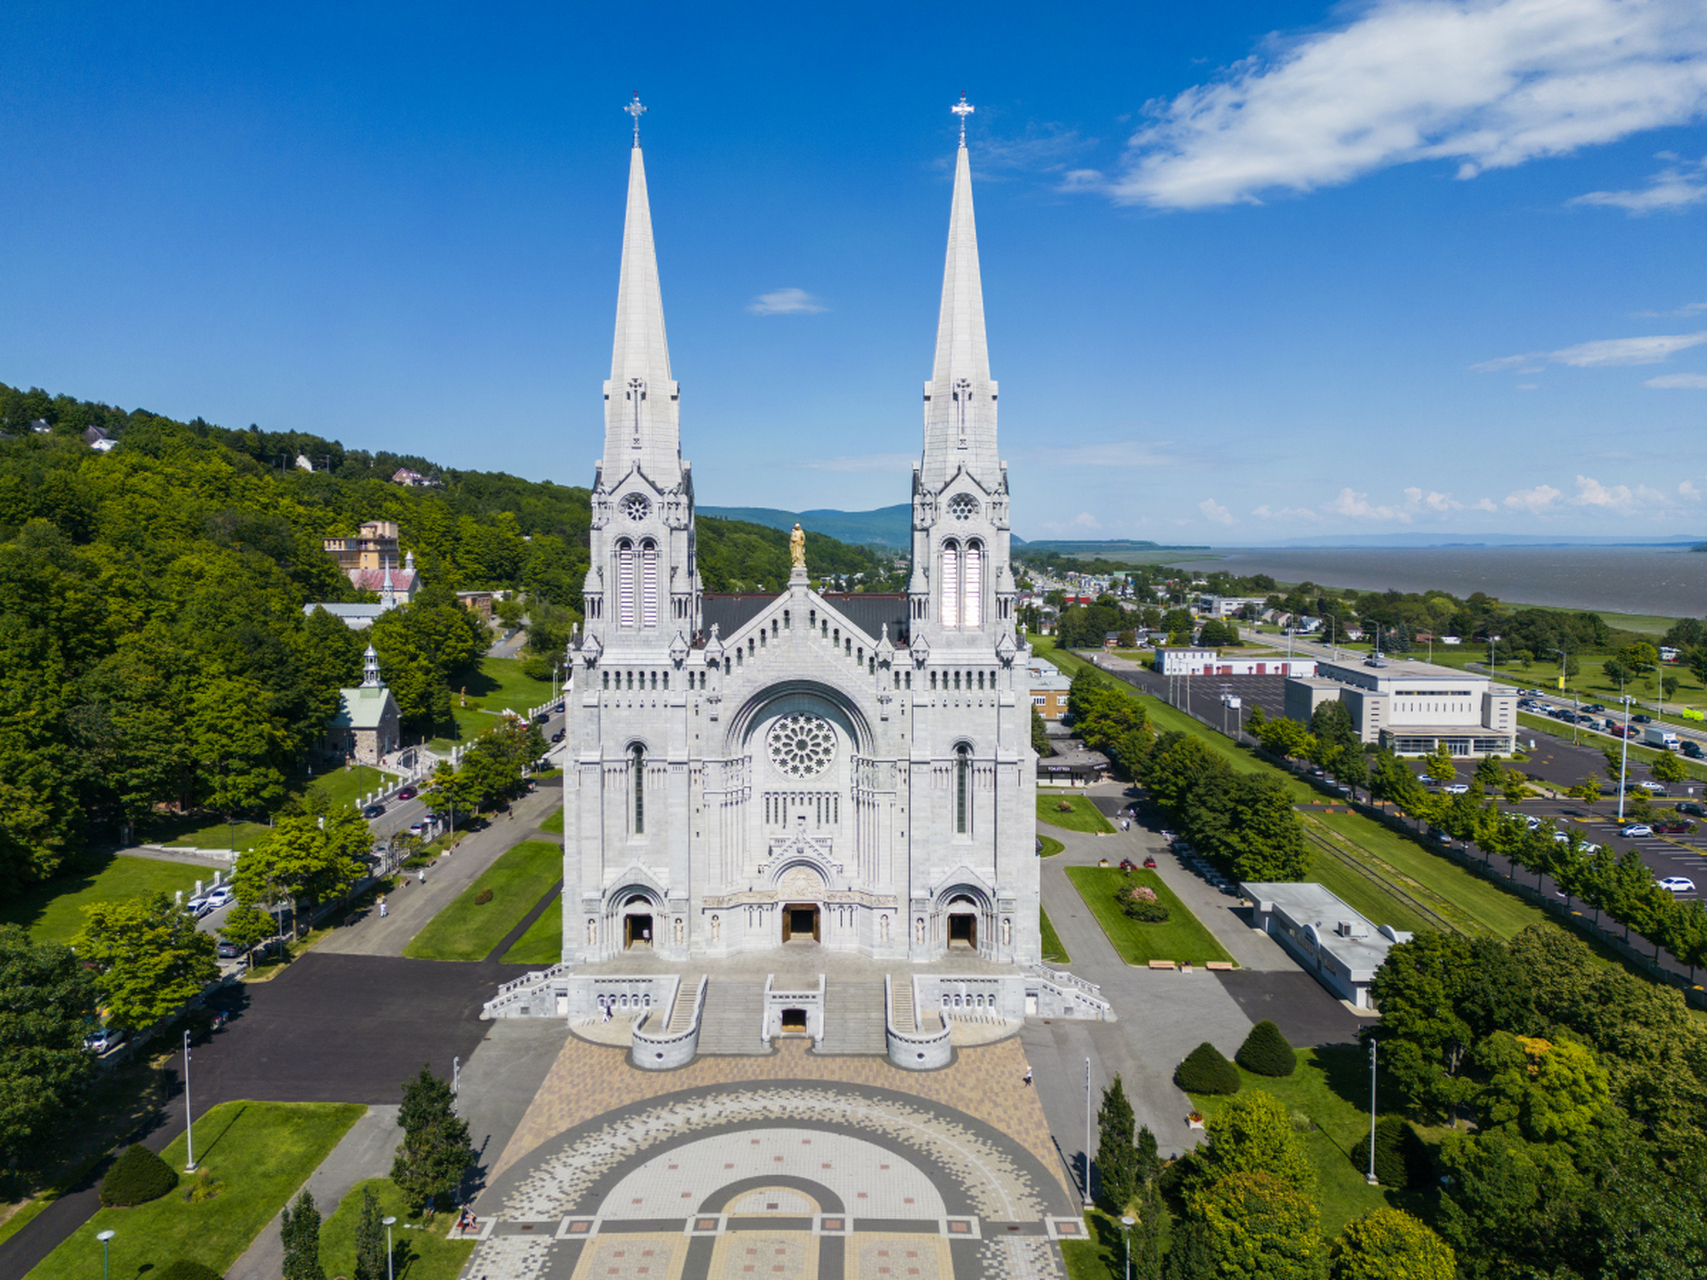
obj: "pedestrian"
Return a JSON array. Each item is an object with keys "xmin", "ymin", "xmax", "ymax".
[
  {"xmin": 1022, "ymin": 1066, "xmax": 1033, "ymax": 1087},
  {"xmin": 378, "ymin": 897, "xmax": 388, "ymax": 918},
  {"xmin": 418, "ymin": 868, "xmax": 426, "ymax": 884}
]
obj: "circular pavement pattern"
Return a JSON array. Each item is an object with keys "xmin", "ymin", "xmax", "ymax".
[{"xmin": 466, "ymin": 1079, "xmax": 1081, "ymax": 1280}]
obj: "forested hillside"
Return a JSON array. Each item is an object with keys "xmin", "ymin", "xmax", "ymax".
[{"xmin": 0, "ymin": 382, "xmax": 898, "ymax": 889}]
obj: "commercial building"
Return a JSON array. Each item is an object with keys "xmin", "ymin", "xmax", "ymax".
[
  {"xmin": 1028, "ymin": 656, "xmax": 1073, "ymax": 721},
  {"xmin": 1198, "ymin": 595, "xmax": 1266, "ymax": 619},
  {"xmin": 1153, "ymin": 647, "xmax": 1316, "ymax": 677},
  {"xmin": 1241, "ymin": 882, "xmax": 1412, "ymax": 1009},
  {"xmin": 1284, "ymin": 655, "xmax": 1517, "ymax": 756}
]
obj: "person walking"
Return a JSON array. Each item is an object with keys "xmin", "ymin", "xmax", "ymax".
[
  {"xmin": 1022, "ymin": 1066, "xmax": 1033, "ymax": 1087},
  {"xmin": 378, "ymin": 897, "xmax": 388, "ymax": 918}
]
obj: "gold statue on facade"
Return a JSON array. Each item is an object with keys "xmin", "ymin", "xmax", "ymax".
[{"xmin": 789, "ymin": 522, "xmax": 806, "ymax": 569}]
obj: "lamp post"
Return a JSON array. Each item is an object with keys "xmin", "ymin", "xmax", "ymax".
[
  {"xmin": 383, "ymin": 1217, "xmax": 397, "ymax": 1280},
  {"xmin": 1083, "ymin": 1057, "xmax": 1094, "ymax": 1207},
  {"xmin": 1366, "ymin": 1040, "xmax": 1379, "ymax": 1185},
  {"xmin": 183, "ymin": 1030, "xmax": 196, "ymax": 1171},
  {"xmin": 1120, "ymin": 1215, "xmax": 1135, "ymax": 1280},
  {"xmin": 1618, "ymin": 694, "xmax": 1634, "ymax": 823},
  {"xmin": 97, "ymin": 1230, "xmax": 115, "ymax": 1280},
  {"xmin": 1489, "ymin": 634, "xmax": 1501, "ymax": 685}
]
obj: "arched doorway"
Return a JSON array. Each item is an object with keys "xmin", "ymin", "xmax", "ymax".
[
  {"xmin": 621, "ymin": 893, "xmax": 654, "ymax": 950},
  {"xmin": 946, "ymin": 893, "xmax": 978, "ymax": 950}
]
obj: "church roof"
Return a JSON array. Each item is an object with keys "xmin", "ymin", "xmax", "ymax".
[
  {"xmin": 701, "ymin": 593, "xmax": 908, "ymax": 649},
  {"xmin": 349, "ymin": 567, "xmax": 419, "ymax": 594},
  {"xmin": 330, "ymin": 683, "xmax": 397, "ymax": 731}
]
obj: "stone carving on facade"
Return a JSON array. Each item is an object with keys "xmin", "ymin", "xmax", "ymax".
[{"xmin": 789, "ymin": 522, "xmax": 806, "ymax": 569}]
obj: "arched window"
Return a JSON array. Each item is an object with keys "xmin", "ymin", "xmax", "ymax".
[
  {"xmin": 955, "ymin": 744, "xmax": 971, "ymax": 834},
  {"xmin": 616, "ymin": 540, "xmax": 636, "ymax": 628},
  {"xmin": 631, "ymin": 744, "xmax": 645, "ymax": 834},
  {"xmin": 640, "ymin": 540, "xmax": 659, "ymax": 628},
  {"xmin": 963, "ymin": 540, "xmax": 983, "ymax": 627},
  {"xmin": 941, "ymin": 541, "xmax": 960, "ymax": 628}
]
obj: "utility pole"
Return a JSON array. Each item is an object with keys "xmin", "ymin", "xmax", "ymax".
[{"xmin": 1084, "ymin": 1057, "xmax": 1094, "ymax": 1206}]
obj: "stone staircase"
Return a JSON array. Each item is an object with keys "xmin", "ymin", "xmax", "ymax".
[
  {"xmin": 818, "ymin": 982, "xmax": 886, "ymax": 1055},
  {"xmin": 696, "ymin": 981, "xmax": 768, "ymax": 1055},
  {"xmin": 889, "ymin": 976, "xmax": 916, "ymax": 1033},
  {"xmin": 667, "ymin": 975, "xmax": 703, "ymax": 1032}
]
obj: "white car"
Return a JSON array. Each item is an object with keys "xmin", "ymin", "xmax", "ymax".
[
  {"xmin": 1637, "ymin": 781, "xmax": 1668, "ymax": 794},
  {"xmin": 1659, "ymin": 876, "xmax": 1696, "ymax": 894},
  {"xmin": 1442, "ymin": 783, "xmax": 1469, "ymax": 795},
  {"xmin": 1620, "ymin": 824, "xmax": 1654, "ymax": 839},
  {"xmin": 187, "ymin": 885, "xmax": 234, "ymax": 917}
]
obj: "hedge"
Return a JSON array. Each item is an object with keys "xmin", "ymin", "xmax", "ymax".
[
  {"xmin": 1175, "ymin": 1041, "xmax": 1241, "ymax": 1095},
  {"xmin": 1235, "ymin": 1020, "xmax": 1298, "ymax": 1078},
  {"xmin": 99, "ymin": 1143, "xmax": 177, "ymax": 1207}
]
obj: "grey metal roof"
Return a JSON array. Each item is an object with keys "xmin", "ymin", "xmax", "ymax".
[{"xmin": 699, "ymin": 593, "xmax": 908, "ymax": 647}]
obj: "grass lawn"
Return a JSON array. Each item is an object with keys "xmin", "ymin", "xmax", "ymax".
[
  {"xmin": 501, "ymin": 890, "xmax": 563, "ymax": 965},
  {"xmin": 1305, "ymin": 845, "xmax": 1436, "ymax": 936},
  {"xmin": 319, "ymin": 1178, "xmax": 475, "ymax": 1280},
  {"xmin": 1038, "ymin": 835, "xmax": 1065, "ymax": 857},
  {"xmin": 1312, "ymin": 811, "xmax": 1550, "ymax": 939},
  {"xmin": 25, "ymin": 1101, "xmax": 363, "ymax": 1280},
  {"xmin": 1187, "ymin": 1046, "xmax": 1392, "ymax": 1238},
  {"xmin": 1038, "ymin": 792, "xmax": 1115, "ymax": 834},
  {"xmin": 539, "ymin": 807, "xmax": 564, "ymax": 835},
  {"xmin": 300, "ymin": 763, "xmax": 388, "ymax": 810},
  {"xmin": 1040, "ymin": 906, "xmax": 1070, "ymax": 964},
  {"xmin": 160, "ymin": 820, "xmax": 273, "ymax": 853},
  {"xmin": 403, "ymin": 840, "xmax": 561, "ymax": 961},
  {"xmin": 0, "ymin": 854, "xmax": 211, "ymax": 945},
  {"xmin": 457, "ymin": 655, "xmax": 556, "ymax": 717},
  {"xmin": 1066, "ymin": 866, "xmax": 1234, "ymax": 967}
]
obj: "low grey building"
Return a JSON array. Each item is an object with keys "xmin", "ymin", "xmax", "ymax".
[
  {"xmin": 1241, "ymin": 881, "xmax": 1412, "ymax": 1009},
  {"xmin": 1284, "ymin": 654, "xmax": 1517, "ymax": 756}
]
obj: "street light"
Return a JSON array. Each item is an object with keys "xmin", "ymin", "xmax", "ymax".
[
  {"xmin": 183, "ymin": 1030, "xmax": 196, "ymax": 1172},
  {"xmin": 97, "ymin": 1230, "xmax": 115, "ymax": 1280},
  {"xmin": 1366, "ymin": 1040, "xmax": 1379, "ymax": 1185},
  {"xmin": 1618, "ymin": 694, "xmax": 1634, "ymax": 823},
  {"xmin": 1489, "ymin": 634, "xmax": 1501, "ymax": 685},
  {"xmin": 383, "ymin": 1217, "xmax": 397, "ymax": 1280},
  {"xmin": 1120, "ymin": 1216, "xmax": 1135, "ymax": 1280}
]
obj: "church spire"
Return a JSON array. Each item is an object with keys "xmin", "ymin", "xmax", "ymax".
[
  {"xmin": 920, "ymin": 95, "xmax": 998, "ymax": 489},
  {"xmin": 602, "ymin": 94, "xmax": 682, "ymax": 490}
]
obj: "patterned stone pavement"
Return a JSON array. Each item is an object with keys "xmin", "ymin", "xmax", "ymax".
[{"xmin": 464, "ymin": 1036, "xmax": 1084, "ymax": 1280}]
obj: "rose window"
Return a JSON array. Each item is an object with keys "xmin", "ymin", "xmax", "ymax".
[
  {"xmin": 621, "ymin": 493, "xmax": 651, "ymax": 521},
  {"xmin": 947, "ymin": 493, "xmax": 979, "ymax": 521},
  {"xmin": 767, "ymin": 714, "xmax": 836, "ymax": 778}
]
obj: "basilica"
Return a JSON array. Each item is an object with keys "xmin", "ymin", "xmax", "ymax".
[{"xmin": 558, "ymin": 103, "xmax": 1039, "ymax": 970}]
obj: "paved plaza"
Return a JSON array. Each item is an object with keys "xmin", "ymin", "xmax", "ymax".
[{"xmin": 462, "ymin": 1035, "xmax": 1082, "ymax": 1280}]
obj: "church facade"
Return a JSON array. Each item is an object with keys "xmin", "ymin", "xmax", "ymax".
[{"xmin": 560, "ymin": 111, "xmax": 1038, "ymax": 968}]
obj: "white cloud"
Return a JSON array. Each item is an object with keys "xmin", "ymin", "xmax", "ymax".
[
  {"xmin": 1321, "ymin": 485, "xmax": 1473, "ymax": 521},
  {"xmin": 1646, "ymin": 372, "xmax": 1707, "ymax": 388},
  {"xmin": 1471, "ymin": 497, "xmax": 1499, "ymax": 511},
  {"xmin": 1474, "ymin": 330, "xmax": 1707, "ymax": 372},
  {"xmin": 1634, "ymin": 300, "xmax": 1707, "ymax": 317},
  {"xmin": 747, "ymin": 288, "xmax": 827, "ymax": 316},
  {"xmin": 798, "ymin": 452, "xmax": 915, "ymax": 472},
  {"xmin": 1072, "ymin": 511, "xmax": 1103, "ymax": 529},
  {"xmin": 1571, "ymin": 474, "xmax": 1671, "ymax": 508},
  {"xmin": 1327, "ymin": 487, "xmax": 1412, "ymax": 521},
  {"xmin": 1679, "ymin": 479, "xmax": 1702, "ymax": 500},
  {"xmin": 1199, "ymin": 497, "xmax": 1236, "ymax": 525},
  {"xmin": 1403, "ymin": 486, "xmax": 1463, "ymax": 513},
  {"xmin": 1571, "ymin": 154, "xmax": 1707, "ymax": 212},
  {"xmin": 1099, "ymin": 0, "xmax": 1707, "ymax": 210},
  {"xmin": 1503, "ymin": 483, "xmax": 1562, "ymax": 512},
  {"xmin": 1252, "ymin": 504, "xmax": 1322, "ymax": 522}
]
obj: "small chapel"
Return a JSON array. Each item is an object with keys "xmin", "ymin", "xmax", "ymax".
[{"xmin": 557, "ymin": 97, "xmax": 1040, "ymax": 968}]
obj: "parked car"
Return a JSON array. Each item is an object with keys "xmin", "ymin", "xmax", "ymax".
[
  {"xmin": 1656, "ymin": 821, "xmax": 1691, "ymax": 835},
  {"xmin": 396, "ymin": 786, "xmax": 418, "ymax": 801},
  {"xmin": 1679, "ymin": 802, "xmax": 1707, "ymax": 818},
  {"xmin": 533, "ymin": 713, "xmax": 551, "ymax": 725},
  {"xmin": 1619, "ymin": 824, "xmax": 1654, "ymax": 838},
  {"xmin": 216, "ymin": 937, "xmax": 246, "ymax": 959},
  {"xmin": 551, "ymin": 729, "xmax": 566, "ymax": 743},
  {"xmin": 1633, "ymin": 714, "xmax": 1653, "ymax": 724},
  {"xmin": 1442, "ymin": 783, "xmax": 1469, "ymax": 795},
  {"xmin": 1658, "ymin": 876, "xmax": 1696, "ymax": 894},
  {"xmin": 187, "ymin": 885, "xmax": 234, "ymax": 918},
  {"xmin": 84, "ymin": 1025, "xmax": 126, "ymax": 1054},
  {"xmin": 1637, "ymin": 780, "xmax": 1668, "ymax": 794},
  {"xmin": 362, "ymin": 802, "xmax": 386, "ymax": 819},
  {"xmin": 1685, "ymin": 741, "xmax": 1706, "ymax": 760},
  {"xmin": 409, "ymin": 820, "xmax": 428, "ymax": 836}
]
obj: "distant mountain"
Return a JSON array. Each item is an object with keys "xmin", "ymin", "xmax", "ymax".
[
  {"xmin": 1236, "ymin": 533, "xmax": 1707, "ymax": 549},
  {"xmin": 699, "ymin": 505, "xmax": 917, "ymax": 549}
]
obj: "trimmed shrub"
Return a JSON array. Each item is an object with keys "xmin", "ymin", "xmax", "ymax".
[
  {"xmin": 473, "ymin": 888, "xmax": 494, "ymax": 906},
  {"xmin": 1174, "ymin": 1042, "xmax": 1241, "ymax": 1096},
  {"xmin": 1365, "ymin": 1115, "xmax": 1431, "ymax": 1190},
  {"xmin": 1118, "ymin": 885, "xmax": 1171, "ymax": 923},
  {"xmin": 1235, "ymin": 1020, "xmax": 1298, "ymax": 1078},
  {"xmin": 100, "ymin": 1143, "xmax": 177, "ymax": 1207},
  {"xmin": 1056, "ymin": 800, "xmax": 1074, "ymax": 813},
  {"xmin": 156, "ymin": 1262, "xmax": 223, "ymax": 1280}
]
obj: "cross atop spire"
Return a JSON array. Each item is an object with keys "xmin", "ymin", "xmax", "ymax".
[
  {"xmin": 626, "ymin": 92, "xmax": 646, "ymax": 148},
  {"xmin": 951, "ymin": 92, "xmax": 974, "ymax": 146}
]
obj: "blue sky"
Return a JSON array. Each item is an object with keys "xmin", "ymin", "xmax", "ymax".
[{"xmin": 2, "ymin": 1, "xmax": 1704, "ymax": 543}]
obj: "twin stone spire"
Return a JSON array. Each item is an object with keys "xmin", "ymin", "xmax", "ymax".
[{"xmin": 599, "ymin": 98, "xmax": 999, "ymax": 499}]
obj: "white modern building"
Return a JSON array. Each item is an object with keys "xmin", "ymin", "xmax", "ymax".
[
  {"xmin": 1242, "ymin": 882, "xmax": 1412, "ymax": 1009},
  {"xmin": 1284, "ymin": 655, "xmax": 1517, "ymax": 756},
  {"xmin": 1198, "ymin": 595, "xmax": 1266, "ymax": 618},
  {"xmin": 1153, "ymin": 647, "xmax": 1316, "ymax": 677}
]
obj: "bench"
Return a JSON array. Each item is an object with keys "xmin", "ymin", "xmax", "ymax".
[
  {"xmin": 1147, "ymin": 960, "xmax": 1177, "ymax": 970},
  {"xmin": 1205, "ymin": 961, "xmax": 1234, "ymax": 971}
]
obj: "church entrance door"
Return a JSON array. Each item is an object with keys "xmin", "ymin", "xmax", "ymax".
[
  {"xmin": 948, "ymin": 913, "xmax": 977, "ymax": 949},
  {"xmin": 782, "ymin": 904, "xmax": 820, "ymax": 943},
  {"xmin": 624, "ymin": 914, "xmax": 653, "ymax": 949}
]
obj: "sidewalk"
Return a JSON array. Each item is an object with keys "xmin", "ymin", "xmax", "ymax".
[
  {"xmin": 316, "ymin": 786, "xmax": 563, "ymax": 959},
  {"xmin": 225, "ymin": 1106, "xmax": 400, "ymax": 1280}
]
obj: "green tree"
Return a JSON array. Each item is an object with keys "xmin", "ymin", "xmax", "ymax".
[
  {"xmin": 1473, "ymin": 754, "xmax": 1504, "ymax": 791},
  {"xmin": 1474, "ymin": 1032, "xmax": 1611, "ymax": 1143},
  {"xmin": 1329, "ymin": 1208, "xmax": 1455, "ymax": 1280},
  {"xmin": 0, "ymin": 925, "xmax": 98, "ymax": 1167},
  {"xmin": 1650, "ymin": 750, "xmax": 1686, "ymax": 785},
  {"xmin": 1422, "ymin": 744, "xmax": 1457, "ymax": 787},
  {"xmin": 1501, "ymin": 768, "xmax": 1535, "ymax": 805},
  {"xmin": 189, "ymin": 676, "xmax": 290, "ymax": 818},
  {"xmin": 1171, "ymin": 1171, "xmax": 1322, "ymax": 1280},
  {"xmin": 1257, "ymin": 717, "xmax": 1314, "ymax": 762},
  {"xmin": 1192, "ymin": 1090, "xmax": 1315, "ymax": 1196},
  {"xmin": 392, "ymin": 1064, "xmax": 473, "ymax": 1215},
  {"xmin": 281, "ymin": 1188, "xmax": 326, "ymax": 1280},
  {"xmin": 220, "ymin": 903, "xmax": 276, "ymax": 970},
  {"xmin": 1030, "ymin": 703, "xmax": 1051, "ymax": 758},
  {"xmin": 1096, "ymin": 1073, "xmax": 1140, "ymax": 1212},
  {"xmin": 74, "ymin": 892, "xmax": 218, "ymax": 1032},
  {"xmin": 353, "ymin": 1185, "xmax": 387, "ymax": 1280},
  {"xmin": 1224, "ymin": 775, "xmax": 1310, "ymax": 882}
]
